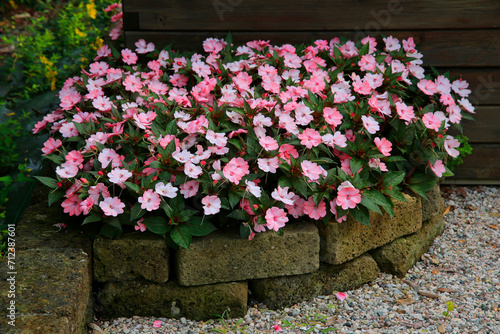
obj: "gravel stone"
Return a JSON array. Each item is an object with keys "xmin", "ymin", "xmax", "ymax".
[{"xmin": 90, "ymin": 186, "xmax": 500, "ymax": 334}]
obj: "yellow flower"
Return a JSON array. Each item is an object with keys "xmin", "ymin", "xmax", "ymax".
[
  {"xmin": 87, "ymin": 1, "xmax": 97, "ymax": 19},
  {"xmin": 75, "ymin": 28, "xmax": 87, "ymax": 38},
  {"xmin": 93, "ymin": 37, "xmax": 104, "ymax": 50}
]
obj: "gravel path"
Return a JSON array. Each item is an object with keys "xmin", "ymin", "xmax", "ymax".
[{"xmin": 89, "ymin": 186, "xmax": 500, "ymax": 334}]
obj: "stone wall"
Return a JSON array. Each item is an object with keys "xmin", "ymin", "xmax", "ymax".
[
  {"xmin": 1, "ymin": 185, "xmax": 445, "ymax": 331},
  {"xmin": 94, "ymin": 185, "xmax": 444, "ymax": 320}
]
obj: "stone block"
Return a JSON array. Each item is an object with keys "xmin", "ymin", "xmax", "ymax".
[
  {"xmin": 249, "ymin": 254, "xmax": 379, "ymax": 309},
  {"xmin": 16, "ymin": 201, "xmax": 91, "ymax": 254},
  {"xmin": 175, "ymin": 222, "xmax": 319, "ymax": 286},
  {"xmin": 317, "ymin": 193, "xmax": 422, "ymax": 265},
  {"xmin": 0, "ymin": 248, "xmax": 92, "ymax": 334},
  {"xmin": 93, "ymin": 233, "xmax": 170, "ymax": 283},
  {"xmin": 0, "ymin": 314, "xmax": 72, "ymax": 334},
  {"xmin": 371, "ymin": 215, "xmax": 445, "ymax": 277},
  {"xmin": 99, "ymin": 279, "xmax": 248, "ymax": 321},
  {"xmin": 422, "ymin": 184, "xmax": 444, "ymax": 222}
]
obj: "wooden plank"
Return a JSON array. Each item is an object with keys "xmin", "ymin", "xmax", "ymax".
[
  {"xmin": 449, "ymin": 106, "xmax": 500, "ymax": 144},
  {"xmin": 449, "ymin": 144, "xmax": 500, "ymax": 181},
  {"xmin": 125, "ymin": 30, "xmax": 500, "ymax": 67},
  {"xmin": 446, "ymin": 68, "xmax": 500, "ymax": 106},
  {"xmin": 123, "ymin": 0, "xmax": 500, "ymax": 31}
]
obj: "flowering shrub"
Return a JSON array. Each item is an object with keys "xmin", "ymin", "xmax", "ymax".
[{"xmin": 33, "ymin": 34, "xmax": 474, "ymax": 249}]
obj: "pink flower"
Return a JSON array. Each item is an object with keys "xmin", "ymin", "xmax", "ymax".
[
  {"xmin": 98, "ymin": 148, "xmax": 121, "ymax": 169},
  {"xmin": 66, "ymin": 150, "xmax": 84, "ymax": 167},
  {"xmin": 180, "ymin": 180, "xmax": 199, "ymax": 198},
  {"xmin": 184, "ymin": 161, "xmax": 203, "ymax": 179},
  {"xmin": 336, "ymin": 181, "xmax": 361, "ymax": 210},
  {"xmin": 368, "ymin": 158, "xmax": 388, "ymax": 172},
  {"xmin": 422, "ymin": 113, "xmax": 442, "ymax": 131},
  {"xmin": 374, "ymin": 137, "xmax": 392, "ymax": 157},
  {"xmin": 336, "ymin": 292, "xmax": 347, "ymax": 301},
  {"xmin": 265, "ymin": 207, "xmax": 288, "ymax": 231},
  {"xmin": 99, "ymin": 196, "xmax": 125, "ymax": 217},
  {"xmin": 88, "ymin": 183, "xmax": 110, "ymax": 203},
  {"xmin": 383, "ymin": 36, "xmax": 400, "ymax": 51},
  {"xmin": 123, "ymin": 75, "xmax": 143, "ymax": 92},
  {"xmin": 323, "ymin": 107, "xmax": 343, "ymax": 128},
  {"xmin": 59, "ymin": 122, "xmax": 79, "ymax": 138},
  {"xmin": 61, "ymin": 194, "xmax": 82, "ymax": 216},
  {"xmin": 361, "ymin": 115, "xmax": 380, "ymax": 134},
  {"xmin": 201, "ymin": 195, "xmax": 222, "ymax": 215},
  {"xmin": 152, "ymin": 320, "xmax": 162, "ymax": 328},
  {"xmin": 301, "ymin": 160, "xmax": 325, "ymax": 181},
  {"xmin": 135, "ymin": 220, "xmax": 147, "ymax": 232},
  {"xmin": 133, "ymin": 111, "xmax": 157, "ymax": 129},
  {"xmin": 330, "ymin": 199, "xmax": 347, "ymax": 223},
  {"xmin": 429, "ymin": 159, "xmax": 446, "ymax": 177},
  {"xmin": 206, "ymin": 130, "xmax": 228, "ymax": 147},
  {"xmin": 444, "ymin": 136, "xmax": 460, "ymax": 158},
  {"xmin": 80, "ymin": 198, "xmax": 94, "ymax": 215},
  {"xmin": 303, "ymin": 197, "xmax": 327, "ymax": 220},
  {"xmin": 108, "ymin": 168, "xmax": 132, "ymax": 186},
  {"xmin": 245, "ymin": 180, "xmax": 262, "ymax": 198},
  {"xmin": 259, "ymin": 136, "xmax": 279, "ymax": 151},
  {"xmin": 203, "ymin": 37, "xmax": 227, "ymax": 54},
  {"xmin": 271, "ymin": 186, "xmax": 295, "ymax": 205},
  {"xmin": 298, "ymin": 128, "xmax": 322, "ymax": 149},
  {"xmin": 223, "ymin": 157, "xmax": 250, "ymax": 184},
  {"xmin": 257, "ymin": 157, "xmax": 280, "ymax": 173},
  {"xmin": 273, "ymin": 320, "xmax": 283, "ymax": 332},
  {"xmin": 121, "ymin": 48, "xmax": 138, "ymax": 65},
  {"xmin": 285, "ymin": 195, "xmax": 306, "ymax": 218},
  {"xmin": 138, "ymin": 189, "xmax": 161, "ymax": 211},
  {"xmin": 92, "ymin": 95, "xmax": 113, "ymax": 112},
  {"xmin": 135, "ymin": 39, "xmax": 155, "ymax": 54},
  {"xmin": 56, "ymin": 163, "xmax": 79, "ymax": 179},
  {"xmin": 395, "ymin": 102, "xmax": 415, "ymax": 124},
  {"xmin": 155, "ymin": 182, "xmax": 178, "ymax": 198},
  {"xmin": 42, "ymin": 138, "xmax": 62, "ymax": 155},
  {"xmin": 417, "ymin": 79, "xmax": 438, "ymax": 95}
]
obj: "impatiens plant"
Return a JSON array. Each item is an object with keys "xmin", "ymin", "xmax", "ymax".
[{"xmin": 33, "ymin": 34, "xmax": 475, "ymax": 249}]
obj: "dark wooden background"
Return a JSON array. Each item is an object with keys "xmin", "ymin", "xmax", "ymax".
[{"xmin": 122, "ymin": 0, "xmax": 500, "ymax": 184}]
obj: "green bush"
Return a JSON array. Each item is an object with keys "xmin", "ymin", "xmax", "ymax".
[{"xmin": 0, "ymin": 0, "xmax": 118, "ymax": 103}]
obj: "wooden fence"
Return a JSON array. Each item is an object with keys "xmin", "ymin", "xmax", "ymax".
[{"xmin": 122, "ymin": 0, "xmax": 500, "ymax": 184}]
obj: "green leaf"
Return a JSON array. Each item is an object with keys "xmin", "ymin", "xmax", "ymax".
[
  {"xmin": 226, "ymin": 209, "xmax": 250, "ymax": 221},
  {"xmin": 360, "ymin": 196, "xmax": 382, "ymax": 215},
  {"xmin": 350, "ymin": 206, "xmax": 370, "ymax": 226},
  {"xmin": 350, "ymin": 157, "xmax": 364, "ymax": 175},
  {"xmin": 292, "ymin": 177, "xmax": 309, "ymax": 198},
  {"xmin": 240, "ymin": 224, "xmax": 251, "ymax": 239},
  {"xmin": 124, "ymin": 182, "xmax": 142, "ymax": 194},
  {"xmin": 146, "ymin": 160, "xmax": 163, "ymax": 169},
  {"xmin": 48, "ymin": 189, "xmax": 65, "ymax": 206},
  {"xmin": 446, "ymin": 301, "xmax": 455, "ymax": 312},
  {"xmin": 188, "ymin": 217, "xmax": 217, "ymax": 236},
  {"xmin": 383, "ymin": 171, "xmax": 406, "ymax": 187},
  {"xmin": 171, "ymin": 224, "xmax": 192, "ymax": 250},
  {"xmin": 100, "ymin": 223, "xmax": 122, "ymax": 239},
  {"xmin": 161, "ymin": 200, "xmax": 176, "ymax": 220},
  {"xmin": 363, "ymin": 189, "xmax": 391, "ymax": 208},
  {"xmin": 178, "ymin": 209, "xmax": 197, "ymax": 223},
  {"xmin": 143, "ymin": 216, "xmax": 171, "ymax": 234},
  {"xmin": 130, "ymin": 202, "xmax": 144, "ymax": 221},
  {"xmin": 34, "ymin": 176, "xmax": 58, "ymax": 189},
  {"xmin": 407, "ymin": 183, "xmax": 430, "ymax": 199},
  {"xmin": 384, "ymin": 188, "xmax": 407, "ymax": 202},
  {"xmin": 228, "ymin": 191, "xmax": 242, "ymax": 209},
  {"xmin": 82, "ymin": 212, "xmax": 103, "ymax": 225},
  {"xmin": 0, "ymin": 175, "xmax": 12, "ymax": 187}
]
